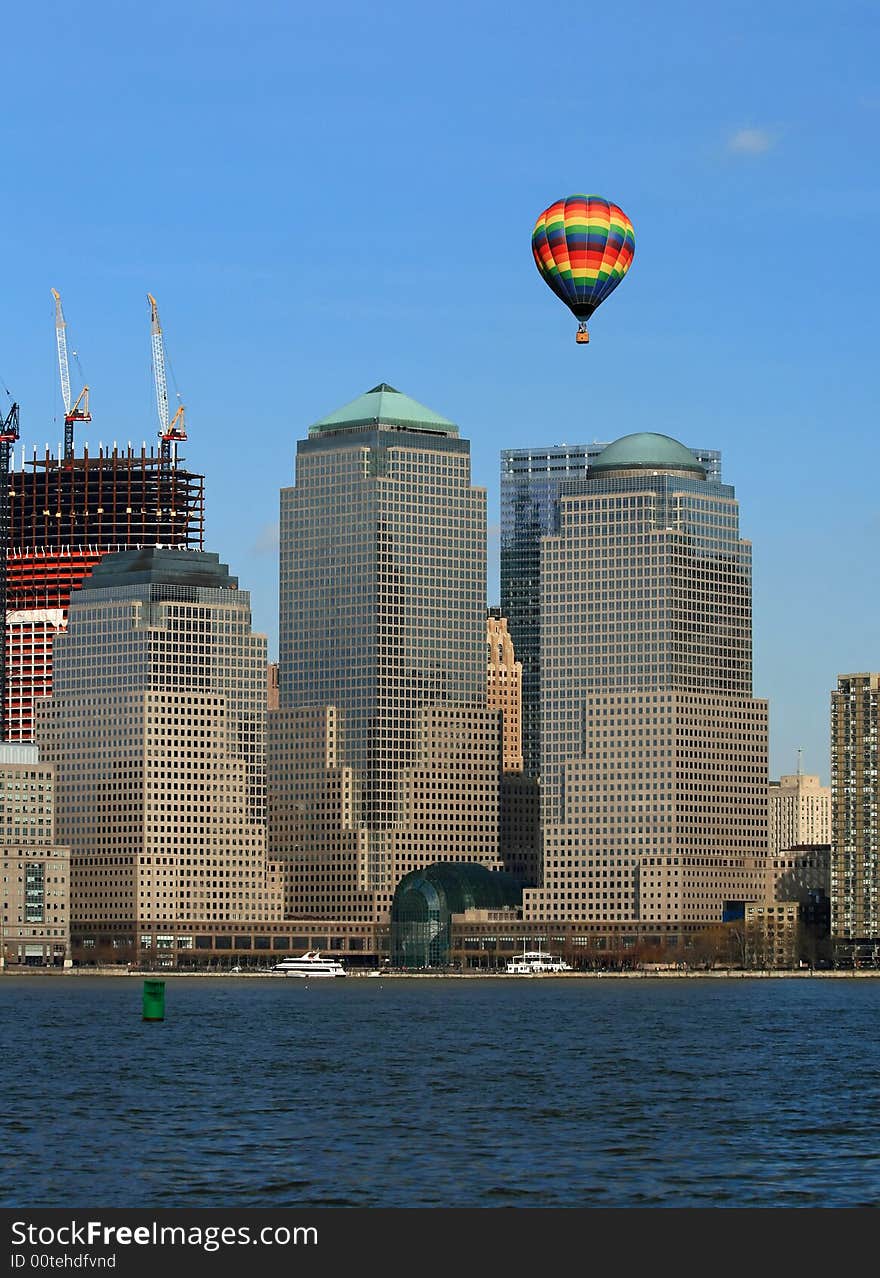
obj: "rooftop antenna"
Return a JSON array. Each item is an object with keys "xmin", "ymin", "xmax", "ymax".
[{"xmin": 797, "ymin": 747, "xmax": 803, "ymax": 776}]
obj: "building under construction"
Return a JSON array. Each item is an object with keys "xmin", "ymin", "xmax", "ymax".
[{"xmin": 5, "ymin": 443, "xmax": 204, "ymax": 740}]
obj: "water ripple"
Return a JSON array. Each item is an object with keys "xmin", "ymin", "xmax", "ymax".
[{"xmin": 2, "ymin": 976, "xmax": 880, "ymax": 1207}]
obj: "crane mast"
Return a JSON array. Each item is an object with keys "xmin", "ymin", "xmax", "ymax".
[
  {"xmin": 148, "ymin": 293, "xmax": 186, "ymax": 463},
  {"xmin": 51, "ymin": 289, "xmax": 91, "ymax": 460}
]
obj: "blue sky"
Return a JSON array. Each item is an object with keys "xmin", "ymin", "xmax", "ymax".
[{"xmin": 1, "ymin": 0, "xmax": 878, "ymax": 780}]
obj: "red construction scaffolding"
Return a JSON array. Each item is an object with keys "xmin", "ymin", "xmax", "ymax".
[{"xmin": 5, "ymin": 443, "xmax": 204, "ymax": 740}]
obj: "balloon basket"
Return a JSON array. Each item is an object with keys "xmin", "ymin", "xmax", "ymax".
[{"xmin": 575, "ymin": 329, "xmax": 590, "ymax": 344}]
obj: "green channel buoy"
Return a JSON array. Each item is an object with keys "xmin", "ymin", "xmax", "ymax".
[{"xmin": 142, "ymin": 979, "xmax": 166, "ymax": 1022}]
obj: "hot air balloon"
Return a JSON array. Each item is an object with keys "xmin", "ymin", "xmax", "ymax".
[{"xmin": 532, "ymin": 195, "xmax": 635, "ymax": 344}]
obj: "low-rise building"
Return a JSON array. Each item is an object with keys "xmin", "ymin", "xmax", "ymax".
[
  {"xmin": 769, "ymin": 844, "xmax": 830, "ymax": 904},
  {"xmin": 744, "ymin": 901, "xmax": 800, "ymax": 969},
  {"xmin": 0, "ymin": 744, "xmax": 69, "ymax": 967}
]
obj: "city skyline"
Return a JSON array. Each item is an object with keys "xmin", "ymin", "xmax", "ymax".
[
  {"xmin": 9, "ymin": 423, "xmax": 837, "ymax": 966},
  {"xmin": 4, "ymin": 3, "xmax": 876, "ymax": 779},
  {"xmin": 4, "ymin": 0, "xmax": 879, "ymax": 1228},
  {"xmin": 0, "ymin": 385, "xmax": 837, "ymax": 777}
]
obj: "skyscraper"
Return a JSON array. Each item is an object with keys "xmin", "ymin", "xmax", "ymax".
[
  {"xmin": 830, "ymin": 674, "xmax": 880, "ymax": 960},
  {"xmin": 486, "ymin": 611, "xmax": 540, "ymax": 887},
  {"xmin": 524, "ymin": 432, "xmax": 768, "ymax": 934},
  {"xmin": 501, "ymin": 442, "xmax": 721, "ymax": 778},
  {"xmin": 270, "ymin": 383, "xmax": 502, "ymax": 919},
  {"xmin": 35, "ymin": 547, "xmax": 279, "ymax": 964},
  {"xmin": 487, "ymin": 614, "xmax": 523, "ymax": 773}
]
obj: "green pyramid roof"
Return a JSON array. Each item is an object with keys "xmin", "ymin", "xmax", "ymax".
[
  {"xmin": 309, "ymin": 383, "xmax": 458, "ymax": 436},
  {"xmin": 591, "ymin": 432, "xmax": 706, "ymax": 477}
]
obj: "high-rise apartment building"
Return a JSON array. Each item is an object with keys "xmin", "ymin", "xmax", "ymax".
[
  {"xmin": 5, "ymin": 443, "xmax": 204, "ymax": 741},
  {"xmin": 830, "ymin": 674, "xmax": 880, "ymax": 955},
  {"xmin": 501, "ymin": 442, "xmax": 721, "ymax": 778},
  {"xmin": 0, "ymin": 743, "xmax": 69, "ymax": 967},
  {"xmin": 35, "ymin": 547, "xmax": 280, "ymax": 963},
  {"xmin": 523, "ymin": 432, "xmax": 768, "ymax": 931},
  {"xmin": 270, "ymin": 383, "xmax": 502, "ymax": 920},
  {"xmin": 487, "ymin": 614, "xmax": 523, "ymax": 772},
  {"xmin": 769, "ymin": 773, "xmax": 831, "ymax": 854}
]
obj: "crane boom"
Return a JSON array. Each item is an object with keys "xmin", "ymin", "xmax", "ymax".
[
  {"xmin": 51, "ymin": 288, "xmax": 91, "ymax": 459},
  {"xmin": 52, "ymin": 289, "xmax": 72, "ymax": 415},
  {"xmin": 148, "ymin": 292, "xmax": 170, "ymax": 435},
  {"xmin": 147, "ymin": 293, "xmax": 186, "ymax": 462}
]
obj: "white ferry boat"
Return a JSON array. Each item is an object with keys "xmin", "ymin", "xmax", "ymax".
[
  {"xmin": 505, "ymin": 942, "xmax": 572, "ymax": 975},
  {"xmin": 273, "ymin": 950, "xmax": 347, "ymax": 978}
]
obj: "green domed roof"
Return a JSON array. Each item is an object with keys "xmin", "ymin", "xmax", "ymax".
[
  {"xmin": 392, "ymin": 862, "xmax": 522, "ymax": 918},
  {"xmin": 309, "ymin": 383, "xmax": 457, "ymax": 436},
  {"xmin": 391, "ymin": 862, "xmax": 523, "ymax": 969},
  {"xmin": 592, "ymin": 432, "xmax": 706, "ymax": 477}
]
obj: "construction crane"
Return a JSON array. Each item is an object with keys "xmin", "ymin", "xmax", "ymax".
[
  {"xmin": 147, "ymin": 293, "xmax": 187, "ymax": 463},
  {"xmin": 0, "ymin": 397, "xmax": 19, "ymax": 741},
  {"xmin": 51, "ymin": 289, "xmax": 91, "ymax": 460}
]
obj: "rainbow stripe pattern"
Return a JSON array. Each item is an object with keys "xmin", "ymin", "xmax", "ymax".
[{"xmin": 531, "ymin": 194, "xmax": 635, "ymax": 322}]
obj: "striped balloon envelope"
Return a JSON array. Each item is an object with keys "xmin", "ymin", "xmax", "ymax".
[{"xmin": 531, "ymin": 195, "xmax": 635, "ymax": 340}]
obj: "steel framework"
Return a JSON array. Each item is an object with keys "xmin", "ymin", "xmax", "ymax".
[{"xmin": 5, "ymin": 442, "xmax": 204, "ymax": 739}]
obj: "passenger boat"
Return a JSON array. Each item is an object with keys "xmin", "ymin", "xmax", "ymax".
[
  {"xmin": 505, "ymin": 942, "xmax": 572, "ymax": 975},
  {"xmin": 273, "ymin": 950, "xmax": 347, "ymax": 978}
]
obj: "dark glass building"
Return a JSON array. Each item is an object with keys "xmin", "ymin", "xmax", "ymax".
[{"xmin": 391, "ymin": 861, "xmax": 522, "ymax": 968}]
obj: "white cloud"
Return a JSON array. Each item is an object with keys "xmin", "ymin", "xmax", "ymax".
[
  {"xmin": 251, "ymin": 521, "xmax": 279, "ymax": 557},
  {"xmin": 727, "ymin": 128, "xmax": 775, "ymax": 155}
]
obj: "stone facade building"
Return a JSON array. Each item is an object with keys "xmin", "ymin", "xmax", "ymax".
[
  {"xmin": 744, "ymin": 901, "xmax": 800, "ymax": 969},
  {"xmin": 35, "ymin": 547, "xmax": 281, "ymax": 964},
  {"xmin": 487, "ymin": 614, "xmax": 523, "ymax": 773},
  {"xmin": 270, "ymin": 384, "xmax": 502, "ymax": 921},
  {"xmin": 769, "ymin": 773, "xmax": 831, "ymax": 854},
  {"xmin": 500, "ymin": 441, "xmax": 721, "ymax": 778},
  {"xmin": 768, "ymin": 845, "xmax": 830, "ymax": 904},
  {"xmin": 523, "ymin": 432, "xmax": 769, "ymax": 930},
  {"xmin": 0, "ymin": 743, "xmax": 69, "ymax": 966}
]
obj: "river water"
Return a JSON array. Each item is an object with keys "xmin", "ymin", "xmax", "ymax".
[{"xmin": 2, "ymin": 976, "xmax": 878, "ymax": 1208}]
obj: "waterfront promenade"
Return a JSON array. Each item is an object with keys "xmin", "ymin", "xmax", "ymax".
[{"xmin": 2, "ymin": 966, "xmax": 878, "ymax": 979}]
